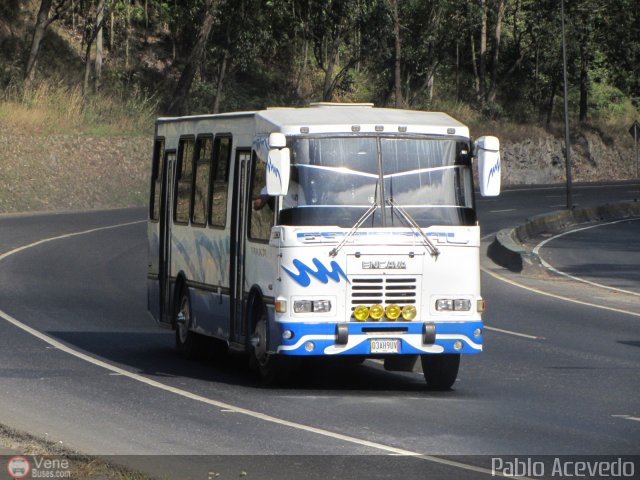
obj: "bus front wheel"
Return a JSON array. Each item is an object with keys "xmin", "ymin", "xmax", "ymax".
[
  {"xmin": 250, "ymin": 311, "xmax": 290, "ymax": 385},
  {"xmin": 421, "ymin": 354, "xmax": 460, "ymax": 390}
]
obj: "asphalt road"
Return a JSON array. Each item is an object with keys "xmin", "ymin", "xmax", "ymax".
[
  {"xmin": 534, "ymin": 218, "xmax": 640, "ymax": 295},
  {"xmin": 0, "ymin": 182, "xmax": 639, "ymax": 479}
]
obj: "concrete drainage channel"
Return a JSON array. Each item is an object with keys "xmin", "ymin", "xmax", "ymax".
[{"xmin": 487, "ymin": 200, "xmax": 640, "ymax": 276}]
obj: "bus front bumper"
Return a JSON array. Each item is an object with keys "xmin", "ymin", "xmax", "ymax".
[{"xmin": 274, "ymin": 320, "xmax": 483, "ymax": 356}]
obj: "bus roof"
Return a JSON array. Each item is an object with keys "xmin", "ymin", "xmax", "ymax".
[
  {"xmin": 257, "ymin": 105, "xmax": 469, "ymax": 137},
  {"xmin": 157, "ymin": 104, "xmax": 470, "ymax": 138}
]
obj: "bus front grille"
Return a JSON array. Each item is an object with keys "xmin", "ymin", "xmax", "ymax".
[{"xmin": 349, "ymin": 277, "xmax": 418, "ymax": 308}]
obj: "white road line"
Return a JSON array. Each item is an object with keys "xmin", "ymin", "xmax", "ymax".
[
  {"xmin": 611, "ymin": 415, "xmax": 640, "ymax": 423},
  {"xmin": 0, "ymin": 220, "xmax": 531, "ymax": 479},
  {"xmin": 533, "ymin": 219, "xmax": 640, "ymax": 298},
  {"xmin": 489, "ymin": 209, "xmax": 516, "ymax": 213},
  {"xmin": 0, "ymin": 220, "xmax": 147, "ymax": 263},
  {"xmin": 484, "ymin": 326, "xmax": 543, "ymax": 340},
  {"xmin": 481, "ymin": 268, "xmax": 640, "ymax": 319}
]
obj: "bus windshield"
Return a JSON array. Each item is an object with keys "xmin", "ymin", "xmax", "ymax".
[{"xmin": 278, "ymin": 136, "xmax": 476, "ymax": 228}]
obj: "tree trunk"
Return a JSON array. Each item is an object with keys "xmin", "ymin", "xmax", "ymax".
[
  {"xmin": 94, "ymin": 0, "xmax": 105, "ymax": 92},
  {"xmin": 167, "ymin": 0, "xmax": 217, "ymax": 115},
  {"xmin": 579, "ymin": 45, "xmax": 589, "ymax": 122},
  {"xmin": 455, "ymin": 41, "xmax": 460, "ymax": 102},
  {"xmin": 392, "ymin": 0, "xmax": 402, "ymax": 108},
  {"xmin": 212, "ymin": 49, "xmax": 229, "ymax": 114},
  {"xmin": 470, "ymin": 34, "xmax": 480, "ymax": 97},
  {"xmin": 546, "ymin": 78, "xmax": 558, "ymax": 125},
  {"xmin": 321, "ymin": 34, "xmax": 342, "ymax": 102},
  {"xmin": 82, "ymin": 38, "xmax": 92, "ymax": 97},
  {"xmin": 487, "ymin": 0, "xmax": 505, "ymax": 104},
  {"xmin": 294, "ymin": 39, "xmax": 309, "ymax": 98},
  {"xmin": 24, "ymin": 0, "xmax": 53, "ymax": 89},
  {"xmin": 125, "ymin": 2, "xmax": 130, "ymax": 70},
  {"xmin": 478, "ymin": 0, "xmax": 487, "ymax": 105}
]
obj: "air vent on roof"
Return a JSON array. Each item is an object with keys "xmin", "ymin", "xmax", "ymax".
[{"xmin": 309, "ymin": 102, "xmax": 374, "ymax": 108}]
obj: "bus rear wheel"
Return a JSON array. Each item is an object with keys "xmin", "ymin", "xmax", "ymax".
[
  {"xmin": 250, "ymin": 312, "xmax": 290, "ymax": 385},
  {"xmin": 421, "ymin": 354, "xmax": 460, "ymax": 390}
]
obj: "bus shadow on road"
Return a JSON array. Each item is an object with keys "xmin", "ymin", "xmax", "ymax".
[{"xmin": 46, "ymin": 330, "xmax": 460, "ymax": 395}]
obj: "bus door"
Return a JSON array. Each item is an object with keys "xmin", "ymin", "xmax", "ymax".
[
  {"xmin": 159, "ymin": 150, "xmax": 176, "ymax": 324},
  {"xmin": 229, "ymin": 149, "xmax": 251, "ymax": 345}
]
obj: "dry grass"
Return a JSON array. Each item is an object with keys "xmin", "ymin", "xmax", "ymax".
[{"xmin": 0, "ymin": 80, "xmax": 156, "ymax": 136}]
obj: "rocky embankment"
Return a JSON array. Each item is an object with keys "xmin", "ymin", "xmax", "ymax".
[{"xmin": 501, "ymin": 126, "xmax": 636, "ymax": 185}]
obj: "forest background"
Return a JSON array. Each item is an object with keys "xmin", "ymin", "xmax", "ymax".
[{"xmin": 0, "ymin": 0, "xmax": 638, "ymax": 213}]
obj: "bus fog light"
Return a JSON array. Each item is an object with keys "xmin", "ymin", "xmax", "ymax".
[
  {"xmin": 293, "ymin": 300, "xmax": 312, "ymax": 313},
  {"xmin": 401, "ymin": 305, "xmax": 417, "ymax": 320},
  {"xmin": 282, "ymin": 330, "xmax": 294, "ymax": 340},
  {"xmin": 304, "ymin": 341, "xmax": 315, "ymax": 352},
  {"xmin": 473, "ymin": 328, "xmax": 482, "ymax": 338},
  {"xmin": 369, "ymin": 304, "xmax": 384, "ymax": 320},
  {"xmin": 454, "ymin": 340, "xmax": 463, "ymax": 350},
  {"xmin": 353, "ymin": 305, "xmax": 369, "ymax": 321},
  {"xmin": 385, "ymin": 304, "xmax": 401, "ymax": 320}
]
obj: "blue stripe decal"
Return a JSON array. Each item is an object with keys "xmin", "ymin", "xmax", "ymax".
[{"xmin": 282, "ymin": 258, "xmax": 349, "ymax": 287}]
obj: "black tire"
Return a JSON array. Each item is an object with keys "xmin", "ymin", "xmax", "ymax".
[
  {"xmin": 174, "ymin": 288, "xmax": 207, "ymax": 358},
  {"xmin": 421, "ymin": 354, "xmax": 460, "ymax": 390},
  {"xmin": 250, "ymin": 309, "xmax": 291, "ymax": 385}
]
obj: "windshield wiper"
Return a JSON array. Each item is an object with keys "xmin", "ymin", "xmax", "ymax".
[
  {"xmin": 329, "ymin": 202, "xmax": 379, "ymax": 257},
  {"xmin": 386, "ymin": 198, "xmax": 440, "ymax": 258}
]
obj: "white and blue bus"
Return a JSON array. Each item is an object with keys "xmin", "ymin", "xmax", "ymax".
[{"xmin": 147, "ymin": 103, "xmax": 501, "ymax": 387}]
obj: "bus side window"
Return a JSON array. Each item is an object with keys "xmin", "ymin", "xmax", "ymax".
[
  {"xmin": 192, "ymin": 136, "xmax": 213, "ymax": 227},
  {"xmin": 248, "ymin": 154, "xmax": 273, "ymax": 242},
  {"xmin": 174, "ymin": 137, "xmax": 195, "ymax": 225},
  {"xmin": 149, "ymin": 138, "xmax": 164, "ymax": 221},
  {"xmin": 209, "ymin": 135, "xmax": 231, "ymax": 228}
]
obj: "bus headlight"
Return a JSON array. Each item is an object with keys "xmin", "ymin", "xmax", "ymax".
[
  {"xmin": 435, "ymin": 299, "xmax": 471, "ymax": 312},
  {"xmin": 293, "ymin": 300, "xmax": 312, "ymax": 313},
  {"xmin": 293, "ymin": 300, "xmax": 332, "ymax": 313}
]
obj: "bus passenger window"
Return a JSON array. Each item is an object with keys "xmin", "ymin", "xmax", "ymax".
[
  {"xmin": 248, "ymin": 155, "xmax": 273, "ymax": 241},
  {"xmin": 174, "ymin": 137, "xmax": 195, "ymax": 224},
  {"xmin": 209, "ymin": 136, "xmax": 231, "ymax": 227},
  {"xmin": 192, "ymin": 136, "xmax": 213, "ymax": 226}
]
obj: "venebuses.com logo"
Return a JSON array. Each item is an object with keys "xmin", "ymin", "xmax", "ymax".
[
  {"xmin": 6, "ymin": 455, "xmax": 71, "ymax": 479},
  {"xmin": 6, "ymin": 456, "xmax": 30, "ymax": 479}
]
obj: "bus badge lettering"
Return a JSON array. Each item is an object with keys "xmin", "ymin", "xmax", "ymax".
[{"xmin": 362, "ymin": 260, "xmax": 406, "ymax": 270}]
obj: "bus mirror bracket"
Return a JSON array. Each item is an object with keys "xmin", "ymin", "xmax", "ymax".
[
  {"xmin": 267, "ymin": 147, "xmax": 290, "ymax": 196},
  {"xmin": 475, "ymin": 136, "xmax": 501, "ymax": 197}
]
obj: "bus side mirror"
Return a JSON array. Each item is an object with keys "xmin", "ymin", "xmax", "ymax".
[
  {"xmin": 266, "ymin": 147, "xmax": 290, "ymax": 196},
  {"xmin": 475, "ymin": 136, "xmax": 501, "ymax": 197}
]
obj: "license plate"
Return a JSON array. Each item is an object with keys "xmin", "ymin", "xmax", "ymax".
[{"xmin": 370, "ymin": 338, "xmax": 399, "ymax": 354}]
